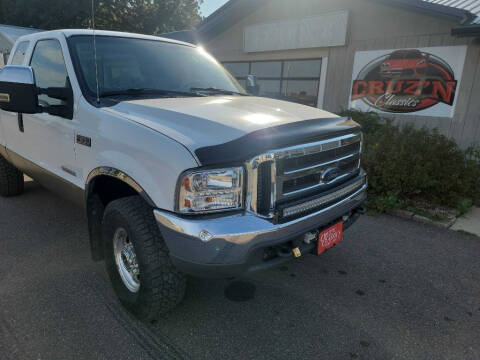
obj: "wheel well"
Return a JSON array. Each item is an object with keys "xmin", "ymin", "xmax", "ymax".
[
  {"xmin": 86, "ymin": 175, "xmax": 148, "ymax": 262},
  {"xmin": 89, "ymin": 175, "xmax": 139, "ymax": 207}
]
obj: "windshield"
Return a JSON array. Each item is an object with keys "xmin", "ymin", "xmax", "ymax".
[{"xmin": 68, "ymin": 35, "xmax": 246, "ymax": 99}]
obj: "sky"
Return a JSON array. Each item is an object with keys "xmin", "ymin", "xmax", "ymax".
[{"xmin": 200, "ymin": 0, "xmax": 229, "ymax": 17}]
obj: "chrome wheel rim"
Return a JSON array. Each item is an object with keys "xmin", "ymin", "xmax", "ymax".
[{"xmin": 113, "ymin": 228, "xmax": 140, "ymax": 293}]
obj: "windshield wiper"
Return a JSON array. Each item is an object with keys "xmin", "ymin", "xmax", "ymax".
[
  {"xmin": 99, "ymin": 88, "xmax": 205, "ymax": 98},
  {"xmin": 190, "ymin": 87, "xmax": 249, "ymax": 96}
]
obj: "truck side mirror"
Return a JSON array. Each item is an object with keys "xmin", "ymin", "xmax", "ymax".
[
  {"xmin": 246, "ymin": 74, "xmax": 260, "ymax": 96},
  {"xmin": 38, "ymin": 78, "xmax": 74, "ymax": 119},
  {"xmin": 0, "ymin": 65, "xmax": 40, "ymax": 114}
]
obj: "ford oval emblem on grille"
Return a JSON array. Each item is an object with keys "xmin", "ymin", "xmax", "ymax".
[{"xmin": 322, "ymin": 167, "xmax": 341, "ymax": 183}]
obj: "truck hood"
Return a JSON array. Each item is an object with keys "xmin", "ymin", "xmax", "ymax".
[{"xmin": 103, "ymin": 96, "xmax": 356, "ymax": 164}]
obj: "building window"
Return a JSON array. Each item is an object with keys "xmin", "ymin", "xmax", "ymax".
[{"xmin": 223, "ymin": 59, "xmax": 322, "ymax": 107}]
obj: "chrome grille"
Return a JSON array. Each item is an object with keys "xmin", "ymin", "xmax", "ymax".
[
  {"xmin": 246, "ymin": 132, "xmax": 362, "ymax": 218},
  {"xmin": 275, "ymin": 133, "xmax": 362, "ymax": 202}
]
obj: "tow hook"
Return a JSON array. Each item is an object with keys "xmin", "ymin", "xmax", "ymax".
[
  {"xmin": 292, "ymin": 230, "xmax": 319, "ymax": 258},
  {"xmin": 343, "ymin": 206, "xmax": 367, "ymax": 229},
  {"xmin": 273, "ymin": 233, "xmax": 318, "ymax": 260},
  {"xmin": 303, "ymin": 231, "xmax": 318, "ymax": 244}
]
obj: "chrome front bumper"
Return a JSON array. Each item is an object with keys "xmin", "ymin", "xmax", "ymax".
[{"xmin": 154, "ymin": 180, "xmax": 367, "ymax": 278}]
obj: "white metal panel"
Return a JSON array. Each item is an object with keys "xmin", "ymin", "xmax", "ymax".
[
  {"xmin": 75, "ymin": 96, "xmax": 200, "ymax": 210},
  {"xmin": 244, "ymin": 11, "xmax": 349, "ymax": 53},
  {"xmin": 104, "ymin": 96, "xmax": 339, "ymax": 153}
]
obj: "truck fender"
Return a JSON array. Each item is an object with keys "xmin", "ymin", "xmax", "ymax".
[
  {"xmin": 85, "ymin": 166, "xmax": 155, "ymax": 207},
  {"xmin": 85, "ymin": 166, "xmax": 155, "ymax": 261}
]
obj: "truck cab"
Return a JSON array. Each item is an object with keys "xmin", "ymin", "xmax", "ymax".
[{"xmin": 0, "ymin": 30, "xmax": 366, "ymax": 320}]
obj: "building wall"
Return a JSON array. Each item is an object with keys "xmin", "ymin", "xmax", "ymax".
[{"xmin": 204, "ymin": 0, "xmax": 480, "ymax": 148}]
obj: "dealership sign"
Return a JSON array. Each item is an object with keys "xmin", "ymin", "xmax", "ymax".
[{"xmin": 349, "ymin": 46, "xmax": 467, "ymax": 117}]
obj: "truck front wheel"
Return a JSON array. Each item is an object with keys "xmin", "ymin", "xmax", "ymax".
[
  {"xmin": 0, "ymin": 154, "xmax": 24, "ymax": 197},
  {"xmin": 102, "ymin": 196, "xmax": 186, "ymax": 320}
]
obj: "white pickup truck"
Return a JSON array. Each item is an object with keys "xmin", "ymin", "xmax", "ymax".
[{"xmin": 0, "ymin": 30, "xmax": 366, "ymax": 320}]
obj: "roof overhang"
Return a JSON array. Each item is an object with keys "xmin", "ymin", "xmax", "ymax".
[
  {"xmin": 369, "ymin": 0, "xmax": 475, "ymax": 24},
  {"xmin": 451, "ymin": 24, "xmax": 480, "ymax": 37}
]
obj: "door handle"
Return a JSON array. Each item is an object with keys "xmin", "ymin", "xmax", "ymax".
[{"xmin": 17, "ymin": 113, "xmax": 24, "ymax": 132}]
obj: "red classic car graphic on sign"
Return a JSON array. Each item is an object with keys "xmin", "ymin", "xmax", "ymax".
[
  {"xmin": 351, "ymin": 48, "xmax": 458, "ymax": 113},
  {"xmin": 380, "ymin": 49, "xmax": 429, "ymax": 78}
]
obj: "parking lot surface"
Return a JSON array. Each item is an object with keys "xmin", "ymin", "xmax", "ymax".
[{"xmin": 0, "ymin": 179, "xmax": 479, "ymax": 360}]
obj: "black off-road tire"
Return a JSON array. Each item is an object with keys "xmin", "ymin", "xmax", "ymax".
[
  {"xmin": 102, "ymin": 196, "xmax": 186, "ymax": 321},
  {"xmin": 0, "ymin": 154, "xmax": 24, "ymax": 197}
]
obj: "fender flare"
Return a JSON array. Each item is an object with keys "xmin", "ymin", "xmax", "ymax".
[{"xmin": 85, "ymin": 166, "xmax": 155, "ymax": 207}]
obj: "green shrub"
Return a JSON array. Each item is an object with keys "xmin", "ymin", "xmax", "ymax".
[
  {"xmin": 339, "ymin": 109, "xmax": 480, "ymax": 213},
  {"xmin": 457, "ymin": 198, "xmax": 474, "ymax": 217}
]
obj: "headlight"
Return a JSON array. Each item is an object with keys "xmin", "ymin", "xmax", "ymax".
[{"xmin": 177, "ymin": 167, "xmax": 244, "ymax": 214}]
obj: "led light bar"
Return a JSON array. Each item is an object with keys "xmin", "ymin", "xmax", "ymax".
[{"xmin": 282, "ymin": 178, "xmax": 365, "ymax": 218}]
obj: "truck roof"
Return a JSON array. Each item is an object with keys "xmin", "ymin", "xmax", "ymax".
[{"xmin": 15, "ymin": 29, "xmax": 196, "ymax": 47}]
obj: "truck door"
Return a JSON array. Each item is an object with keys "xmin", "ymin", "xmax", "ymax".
[{"xmin": 5, "ymin": 38, "xmax": 83, "ymax": 202}]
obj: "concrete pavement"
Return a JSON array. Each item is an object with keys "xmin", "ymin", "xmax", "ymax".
[
  {"xmin": 0, "ymin": 179, "xmax": 479, "ymax": 359},
  {"xmin": 451, "ymin": 206, "xmax": 480, "ymax": 237}
]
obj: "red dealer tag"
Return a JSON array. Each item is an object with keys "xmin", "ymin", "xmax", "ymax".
[{"xmin": 317, "ymin": 222, "xmax": 343, "ymax": 255}]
